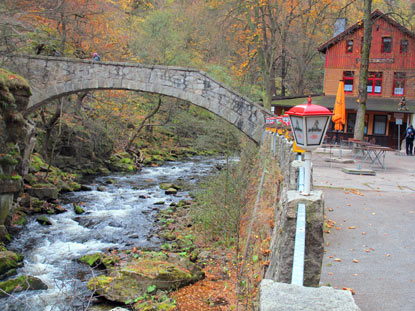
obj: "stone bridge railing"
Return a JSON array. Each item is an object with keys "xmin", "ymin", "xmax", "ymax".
[{"xmin": 0, "ymin": 55, "xmax": 272, "ymax": 143}]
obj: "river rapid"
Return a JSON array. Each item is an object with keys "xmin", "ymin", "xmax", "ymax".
[{"xmin": 1, "ymin": 157, "xmax": 228, "ymax": 311}]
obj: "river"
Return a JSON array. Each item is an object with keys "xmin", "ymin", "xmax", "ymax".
[{"xmin": 1, "ymin": 156, "xmax": 228, "ymax": 311}]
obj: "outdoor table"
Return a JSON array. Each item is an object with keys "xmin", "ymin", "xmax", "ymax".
[
  {"xmin": 351, "ymin": 140, "xmax": 374, "ymax": 159},
  {"xmin": 356, "ymin": 145, "xmax": 394, "ymax": 169}
]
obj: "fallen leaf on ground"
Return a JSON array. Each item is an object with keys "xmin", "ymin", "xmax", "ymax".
[
  {"xmin": 353, "ymin": 259, "xmax": 359, "ymax": 263},
  {"xmin": 343, "ymin": 287, "xmax": 356, "ymax": 295},
  {"xmin": 348, "ymin": 226, "xmax": 356, "ymax": 229},
  {"xmin": 328, "ymin": 272, "xmax": 334, "ymax": 275},
  {"xmin": 386, "ymin": 253, "xmax": 391, "ymax": 257},
  {"xmin": 334, "ymin": 258, "xmax": 342, "ymax": 262},
  {"xmin": 328, "ymin": 208, "xmax": 334, "ymax": 212}
]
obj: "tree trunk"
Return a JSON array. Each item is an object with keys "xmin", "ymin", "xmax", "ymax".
[
  {"xmin": 20, "ymin": 120, "xmax": 37, "ymax": 177},
  {"xmin": 354, "ymin": 0, "xmax": 373, "ymax": 141},
  {"xmin": 127, "ymin": 96, "xmax": 162, "ymax": 150},
  {"xmin": 281, "ymin": 42, "xmax": 287, "ymax": 97}
]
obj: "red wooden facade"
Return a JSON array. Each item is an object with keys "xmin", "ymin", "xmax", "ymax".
[
  {"xmin": 316, "ymin": 10, "xmax": 415, "ymax": 148},
  {"xmin": 318, "ymin": 10, "xmax": 415, "ymax": 99}
]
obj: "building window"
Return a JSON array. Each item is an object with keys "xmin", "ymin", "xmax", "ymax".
[
  {"xmin": 346, "ymin": 40, "xmax": 354, "ymax": 53},
  {"xmin": 343, "ymin": 71, "xmax": 354, "ymax": 93},
  {"xmin": 373, "ymin": 115, "xmax": 387, "ymax": 135},
  {"xmin": 393, "ymin": 72, "xmax": 405, "ymax": 96},
  {"xmin": 381, "ymin": 37, "xmax": 392, "ymax": 53},
  {"xmin": 400, "ymin": 39, "xmax": 408, "ymax": 53},
  {"xmin": 367, "ymin": 72, "xmax": 382, "ymax": 95},
  {"xmin": 347, "ymin": 113, "xmax": 356, "ymax": 133}
]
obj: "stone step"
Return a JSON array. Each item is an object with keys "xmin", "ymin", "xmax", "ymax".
[{"xmin": 260, "ymin": 279, "xmax": 361, "ymax": 311}]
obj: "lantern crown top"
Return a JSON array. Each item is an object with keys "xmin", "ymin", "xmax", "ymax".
[{"xmin": 286, "ymin": 96, "xmax": 333, "ymax": 117}]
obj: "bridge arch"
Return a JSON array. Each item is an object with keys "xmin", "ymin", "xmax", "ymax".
[{"xmin": 1, "ymin": 55, "xmax": 271, "ymax": 143}]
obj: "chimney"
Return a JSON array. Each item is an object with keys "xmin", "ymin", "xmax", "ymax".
[{"xmin": 334, "ymin": 18, "xmax": 347, "ymax": 37}]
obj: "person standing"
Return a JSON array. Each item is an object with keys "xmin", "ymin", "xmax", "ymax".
[
  {"xmin": 405, "ymin": 124, "xmax": 414, "ymax": 155},
  {"xmin": 93, "ymin": 52, "xmax": 101, "ymax": 61}
]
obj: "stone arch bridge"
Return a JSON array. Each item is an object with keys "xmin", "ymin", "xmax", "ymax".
[{"xmin": 1, "ymin": 55, "xmax": 271, "ymax": 143}]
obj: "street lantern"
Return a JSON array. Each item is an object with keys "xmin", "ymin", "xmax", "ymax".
[{"xmin": 286, "ymin": 96, "xmax": 333, "ymax": 195}]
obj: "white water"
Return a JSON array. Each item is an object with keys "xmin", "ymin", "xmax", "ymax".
[{"xmin": 1, "ymin": 157, "xmax": 228, "ymax": 311}]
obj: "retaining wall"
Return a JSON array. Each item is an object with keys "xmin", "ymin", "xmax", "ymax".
[{"xmin": 260, "ymin": 131, "xmax": 360, "ymax": 310}]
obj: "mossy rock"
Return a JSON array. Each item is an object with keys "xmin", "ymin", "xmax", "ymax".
[
  {"xmin": 78, "ymin": 252, "xmax": 119, "ymax": 269},
  {"xmin": 108, "ymin": 154, "xmax": 137, "ymax": 172},
  {"xmin": 36, "ymin": 216, "xmax": 52, "ymax": 226},
  {"xmin": 73, "ymin": 204, "xmax": 85, "ymax": 214},
  {"xmin": 151, "ymin": 155, "xmax": 164, "ymax": 162},
  {"xmin": 12, "ymin": 213, "xmax": 27, "ymax": 226},
  {"xmin": 0, "ymin": 154, "xmax": 19, "ymax": 167},
  {"xmin": 165, "ymin": 188, "xmax": 177, "ymax": 195},
  {"xmin": 177, "ymin": 200, "xmax": 191, "ymax": 208},
  {"xmin": 0, "ymin": 177, "xmax": 22, "ymax": 193},
  {"xmin": 159, "ymin": 183, "xmax": 181, "ymax": 191},
  {"xmin": 0, "ymin": 251, "xmax": 23, "ymax": 277},
  {"xmin": 133, "ymin": 297, "xmax": 177, "ymax": 311},
  {"xmin": 30, "ymin": 155, "xmax": 49, "ymax": 172},
  {"xmin": 87, "ymin": 251, "xmax": 204, "ymax": 303},
  {"xmin": 0, "ymin": 68, "xmax": 31, "ymax": 110},
  {"xmin": 71, "ymin": 182, "xmax": 82, "ymax": 191},
  {"xmin": 28, "ymin": 184, "xmax": 58, "ymax": 200},
  {"xmin": 0, "ymin": 275, "xmax": 48, "ymax": 296}
]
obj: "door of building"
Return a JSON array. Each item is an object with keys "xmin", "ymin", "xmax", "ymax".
[{"xmin": 388, "ymin": 121, "xmax": 407, "ymax": 150}]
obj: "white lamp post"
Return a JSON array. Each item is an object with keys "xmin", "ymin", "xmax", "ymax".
[{"xmin": 286, "ymin": 96, "xmax": 333, "ymax": 195}]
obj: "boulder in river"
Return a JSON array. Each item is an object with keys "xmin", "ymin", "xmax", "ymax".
[
  {"xmin": 0, "ymin": 250, "xmax": 23, "ymax": 279},
  {"xmin": 36, "ymin": 215, "xmax": 52, "ymax": 226},
  {"xmin": 86, "ymin": 251, "xmax": 204, "ymax": 303},
  {"xmin": 165, "ymin": 188, "xmax": 177, "ymax": 195},
  {"xmin": 0, "ymin": 275, "xmax": 48, "ymax": 296},
  {"xmin": 159, "ymin": 183, "xmax": 181, "ymax": 191},
  {"xmin": 73, "ymin": 203, "xmax": 85, "ymax": 214},
  {"xmin": 97, "ymin": 186, "xmax": 106, "ymax": 192},
  {"xmin": 78, "ymin": 252, "xmax": 119, "ymax": 269}
]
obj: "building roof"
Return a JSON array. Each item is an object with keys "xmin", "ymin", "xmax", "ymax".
[
  {"xmin": 272, "ymin": 95, "xmax": 415, "ymax": 114},
  {"xmin": 318, "ymin": 9, "xmax": 415, "ymax": 54}
]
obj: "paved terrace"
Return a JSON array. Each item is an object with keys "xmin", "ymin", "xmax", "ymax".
[{"xmin": 313, "ymin": 147, "xmax": 415, "ymax": 311}]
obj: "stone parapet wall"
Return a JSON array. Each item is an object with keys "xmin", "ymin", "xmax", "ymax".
[
  {"xmin": 263, "ymin": 133, "xmax": 323, "ymax": 286},
  {"xmin": 265, "ymin": 190, "xmax": 324, "ymax": 287},
  {"xmin": 261, "ymin": 132, "xmax": 361, "ymax": 310}
]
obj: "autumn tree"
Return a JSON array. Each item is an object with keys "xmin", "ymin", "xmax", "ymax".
[{"xmin": 354, "ymin": 0, "xmax": 373, "ymax": 141}]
